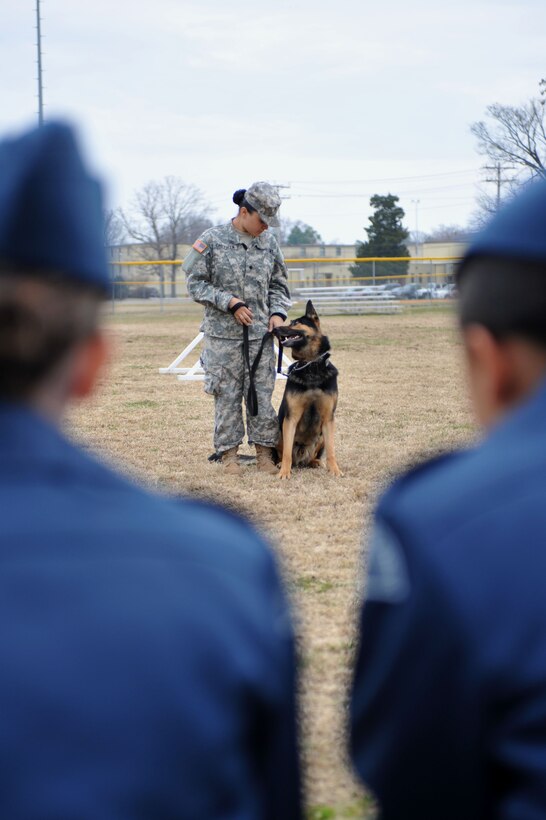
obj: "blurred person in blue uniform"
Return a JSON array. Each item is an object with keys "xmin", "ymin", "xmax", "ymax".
[
  {"xmin": 0, "ymin": 121, "xmax": 301, "ymax": 819},
  {"xmin": 350, "ymin": 179, "xmax": 546, "ymax": 819}
]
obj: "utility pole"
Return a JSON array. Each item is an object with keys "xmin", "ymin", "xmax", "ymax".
[
  {"xmin": 273, "ymin": 183, "xmax": 291, "ymax": 201},
  {"xmin": 411, "ymin": 199, "xmax": 420, "ymax": 252},
  {"xmin": 411, "ymin": 199, "xmax": 420, "ymax": 284},
  {"xmin": 483, "ymin": 163, "xmax": 514, "ymax": 209},
  {"xmin": 36, "ymin": 0, "xmax": 44, "ymax": 126}
]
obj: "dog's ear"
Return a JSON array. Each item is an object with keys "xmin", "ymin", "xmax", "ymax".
[{"xmin": 305, "ymin": 300, "xmax": 320, "ymax": 324}]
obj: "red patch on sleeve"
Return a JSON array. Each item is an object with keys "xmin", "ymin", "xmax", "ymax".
[{"xmin": 192, "ymin": 239, "xmax": 208, "ymax": 253}]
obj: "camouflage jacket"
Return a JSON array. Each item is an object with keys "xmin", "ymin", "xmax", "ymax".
[{"xmin": 183, "ymin": 221, "xmax": 291, "ymax": 340}]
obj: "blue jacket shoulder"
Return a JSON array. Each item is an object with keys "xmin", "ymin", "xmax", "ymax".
[{"xmin": 377, "ymin": 448, "xmax": 474, "ymax": 540}]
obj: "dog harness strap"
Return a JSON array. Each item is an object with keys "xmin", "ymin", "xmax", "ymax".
[{"xmin": 243, "ymin": 325, "xmax": 273, "ymax": 417}]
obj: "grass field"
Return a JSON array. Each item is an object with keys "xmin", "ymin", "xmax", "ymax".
[{"xmin": 68, "ymin": 302, "xmax": 476, "ymax": 818}]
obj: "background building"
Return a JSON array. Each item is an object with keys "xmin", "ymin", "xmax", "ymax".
[{"xmin": 107, "ymin": 238, "xmax": 470, "ymax": 297}]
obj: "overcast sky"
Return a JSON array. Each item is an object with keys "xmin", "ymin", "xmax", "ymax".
[{"xmin": 3, "ymin": 0, "xmax": 546, "ymax": 243}]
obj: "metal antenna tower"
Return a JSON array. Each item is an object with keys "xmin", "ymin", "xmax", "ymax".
[{"xmin": 36, "ymin": 0, "xmax": 44, "ymax": 126}]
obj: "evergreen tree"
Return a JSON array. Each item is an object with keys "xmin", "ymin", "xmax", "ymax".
[
  {"xmin": 351, "ymin": 194, "xmax": 409, "ymax": 281},
  {"xmin": 286, "ymin": 221, "xmax": 322, "ymax": 245}
]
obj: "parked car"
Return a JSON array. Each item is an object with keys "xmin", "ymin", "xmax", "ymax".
[
  {"xmin": 341, "ymin": 285, "xmax": 394, "ymax": 300},
  {"xmin": 112, "ymin": 276, "xmax": 130, "ymax": 299},
  {"xmin": 414, "ymin": 283, "xmax": 457, "ymax": 299},
  {"xmin": 435, "ymin": 283, "xmax": 457, "ymax": 299},
  {"xmin": 128, "ymin": 285, "xmax": 160, "ymax": 299},
  {"xmin": 416, "ymin": 286, "xmax": 438, "ymax": 299},
  {"xmin": 391, "ymin": 284, "xmax": 420, "ymax": 299}
]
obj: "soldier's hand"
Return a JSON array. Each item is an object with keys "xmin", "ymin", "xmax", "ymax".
[
  {"xmin": 235, "ymin": 305, "xmax": 253, "ymax": 325},
  {"xmin": 268, "ymin": 315, "xmax": 285, "ymax": 333},
  {"xmin": 229, "ymin": 297, "xmax": 253, "ymax": 326}
]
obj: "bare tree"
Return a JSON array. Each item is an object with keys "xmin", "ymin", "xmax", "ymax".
[
  {"xmin": 472, "ymin": 91, "xmax": 545, "ymax": 181},
  {"xmin": 471, "ymin": 99, "xmax": 546, "ymax": 178},
  {"xmin": 423, "ymin": 224, "xmax": 470, "ymax": 243},
  {"xmin": 471, "ymin": 188, "xmax": 506, "ymax": 227},
  {"xmin": 470, "ymin": 83, "xmax": 546, "ymax": 221},
  {"xmin": 104, "ymin": 209, "xmax": 126, "ymax": 292},
  {"xmin": 272, "ymin": 218, "xmax": 297, "ymax": 245},
  {"xmin": 104, "ymin": 209, "xmax": 126, "ymax": 252},
  {"xmin": 120, "ymin": 177, "xmax": 213, "ymax": 297},
  {"xmin": 408, "ymin": 229, "xmax": 427, "ymax": 245}
]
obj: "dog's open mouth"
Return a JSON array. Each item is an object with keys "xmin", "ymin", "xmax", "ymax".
[
  {"xmin": 280, "ymin": 334, "xmax": 304, "ymax": 346},
  {"xmin": 275, "ymin": 327, "xmax": 306, "ymax": 347}
]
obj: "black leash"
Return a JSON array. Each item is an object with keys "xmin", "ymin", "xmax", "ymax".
[
  {"xmin": 208, "ymin": 326, "xmax": 284, "ymax": 460},
  {"xmin": 275, "ymin": 331, "xmax": 284, "ymax": 374},
  {"xmin": 243, "ymin": 325, "xmax": 283, "ymax": 416}
]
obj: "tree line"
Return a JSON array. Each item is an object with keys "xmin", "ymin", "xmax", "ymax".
[
  {"xmin": 106, "ymin": 77, "xmax": 546, "ymax": 292},
  {"xmin": 105, "ymin": 181, "xmax": 325, "ymax": 296}
]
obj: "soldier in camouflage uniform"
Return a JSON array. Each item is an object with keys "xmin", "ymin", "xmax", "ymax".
[{"xmin": 183, "ymin": 182, "xmax": 290, "ymax": 475}]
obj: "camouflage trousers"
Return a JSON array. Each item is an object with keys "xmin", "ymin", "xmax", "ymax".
[{"xmin": 201, "ymin": 335, "xmax": 279, "ymax": 454}]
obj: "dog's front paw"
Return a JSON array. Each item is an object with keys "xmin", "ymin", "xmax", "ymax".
[
  {"xmin": 278, "ymin": 467, "xmax": 292, "ymax": 480},
  {"xmin": 327, "ymin": 462, "xmax": 343, "ymax": 477}
]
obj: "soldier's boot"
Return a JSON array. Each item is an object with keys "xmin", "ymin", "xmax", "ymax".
[
  {"xmin": 221, "ymin": 446, "xmax": 243, "ymax": 476},
  {"xmin": 255, "ymin": 444, "xmax": 278, "ymax": 475}
]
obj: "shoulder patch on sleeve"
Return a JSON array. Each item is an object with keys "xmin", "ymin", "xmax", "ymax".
[
  {"xmin": 192, "ymin": 239, "xmax": 208, "ymax": 253},
  {"xmin": 364, "ymin": 520, "xmax": 410, "ymax": 604}
]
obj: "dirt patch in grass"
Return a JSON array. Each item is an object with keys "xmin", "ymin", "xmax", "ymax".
[{"xmin": 68, "ymin": 302, "xmax": 475, "ymax": 813}]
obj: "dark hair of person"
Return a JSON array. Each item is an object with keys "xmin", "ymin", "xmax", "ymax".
[
  {"xmin": 232, "ymin": 189, "xmax": 256, "ymax": 214},
  {"xmin": 457, "ymin": 255, "xmax": 546, "ymax": 349},
  {"xmin": 0, "ymin": 268, "xmax": 104, "ymax": 400}
]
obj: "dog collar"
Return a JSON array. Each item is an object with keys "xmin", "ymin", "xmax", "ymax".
[{"xmin": 288, "ymin": 351, "xmax": 330, "ymax": 373}]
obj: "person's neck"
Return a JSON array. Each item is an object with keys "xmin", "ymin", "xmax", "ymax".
[
  {"xmin": 488, "ymin": 344, "xmax": 546, "ymax": 429},
  {"xmin": 232, "ymin": 216, "xmax": 252, "ymax": 236},
  {"xmin": 27, "ymin": 365, "xmax": 73, "ymax": 426},
  {"xmin": 28, "ymin": 390, "xmax": 67, "ymax": 426}
]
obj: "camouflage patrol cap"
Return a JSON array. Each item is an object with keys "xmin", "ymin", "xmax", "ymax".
[{"xmin": 244, "ymin": 181, "xmax": 281, "ymax": 227}]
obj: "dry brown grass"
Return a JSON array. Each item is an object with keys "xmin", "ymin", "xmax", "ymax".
[{"xmin": 68, "ymin": 302, "xmax": 476, "ymax": 817}]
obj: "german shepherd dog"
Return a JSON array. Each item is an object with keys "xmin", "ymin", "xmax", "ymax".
[{"xmin": 275, "ymin": 300, "xmax": 342, "ymax": 480}]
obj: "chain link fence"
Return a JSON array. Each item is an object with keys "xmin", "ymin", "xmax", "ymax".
[{"xmin": 107, "ymin": 256, "xmax": 460, "ymax": 313}]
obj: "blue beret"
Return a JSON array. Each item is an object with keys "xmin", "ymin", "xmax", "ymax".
[
  {"xmin": 0, "ymin": 121, "xmax": 109, "ymax": 292},
  {"xmin": 459, "ymin": 177, "xmax": 546, "ymax": 276}
]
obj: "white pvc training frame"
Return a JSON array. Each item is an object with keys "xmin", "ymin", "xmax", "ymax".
[{"xmin": 159, "ymin": 332, "xmax": 292, "ymax": 381}]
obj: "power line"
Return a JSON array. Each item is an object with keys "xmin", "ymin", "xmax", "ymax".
[
  {"xmin": 289, "ymin": 169, "xmax": 478, "ymax": 185},
  {"xmin": 290, "ymin": 182, "xmax": 477, "ymax": 199},
  {"xmin": 293, "ymin": 200, "xmax": 476, "ymax": 218},
  {"xmin": 36, "ymin": 0, "xmax": 44, "ymax": 126}
]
